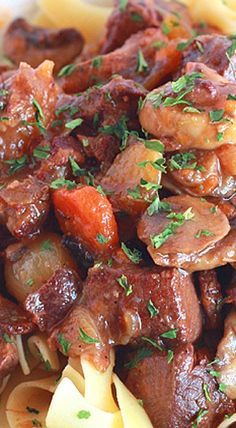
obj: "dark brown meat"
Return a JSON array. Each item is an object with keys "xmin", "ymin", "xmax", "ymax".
[
  {"xmin": 3, "ymin": 18, "xmax": 84, "ymax": 74},
  {"xmin": 0, "ymin": 294, "xmax": 34, "ymax": 335},
  {"xmin": 35, "ymin": 135, "xmax": 85, "ymax": 183},
  {"xmin": 138, "ymin": 195, "xmax": 230, "ymax": 271},
  {"xmin": 178, "ymin": 35, "xmax": 236, "ymax": 82},
  {"xmin": 101, "ymin": 0, "xmax": 191, "ymax": 53},
  {"xmin": 55, "ymin": 76, "xmax": 146, "ymax": 171},
  {"xmin": 0, "ymin": 337, "xmax": 18, "ymax": 387},
  {"xmin": 0, "ymin": 176, "xmax": 49, "ymax": 238},
  {"xmin": 24, "ymin": 268, "xmax": 80, "ymax": 332},
  {"xmin": 50, "ymin": 264, "xmax": 202, "ymax": 370},
  {"xmin": 61, "ymin": 28, "xmax": 180, "ymax": 94},
  {"xmin": 0, "ymin": 60, "xmax": 58, "ymax": 161},
  {"xmin": 198, "ymin": 270, "xmax": 223, "ymax": 330},
  {"xmin": 125, "ymin": 344, "xmax": 235, "ymax": 428}
]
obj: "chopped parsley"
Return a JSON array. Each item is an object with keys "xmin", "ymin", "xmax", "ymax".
[
  {"xmin": 140, "ymin": 178, "xmax": 161, "ymax": 191},
  {"xmin": 79, "ymin": 327, "xmax": 99, "ymax": 344},
  {"xmin": 50, "ymin": 178, "xmax": 77, "ymax": 190},
  {"xmin": 32, "ymin": 99, "xmax": 46, "ymax": 135},
  {"xmin": 144, "ymin": 139, "xmax": 164, "ymax": 153},
  {"xmin": 116, "ymin": 274, "xmax": 133, "ymax": 296},
  {"xmin": 137, "ymin": 157, "xmax": 166, "ymax": 173},
  {"xmin": 169, "ymin": 152, "xmax": 205, "ymax": 171},
  {"xmin": 183, "ymin": 106, "xmax": 201, "ymax": 113},
  {"xmin": 127, "ymin": 185, "xmax": 142, "ymax": 200},
  {"xmin": 2, "ymin": 333, "xmax": 13, "ymax": 343},
  {"xmin": 147, "ymin": 299, "xmax": 159, "ymax": 318},
  {"xmin": 227, "ymin": 93, "xmax": 236, "ymax": 100},
  {"xmin": 151, "ymin": 40, "xmax": 167, "ymax": 50},
  {"xmin": 167, "ymin": 349, "xmax": 174, "ymax": 364},
  {"xmin": 192, "ymin": 409, "xmax": 209, "ymax": 427},
  {"xmin": 177, "ymin": 39, "xmax": 193, "ymax": 51},
  {"xmin": 5, "ymin": 154, "xmax": 28, "ymax": 175},
  {"xmin": 131, "ymin": 12, "xmax": 143, "ymax": 22},
  {"xmin": 136, "ymin": 49, "xmax": 148, "ymax": 73},
  {"xmin": 162, "ymin": 22, "xmax": 170, "ymax": 35},
  {"xmin": 77, "ymin": 410, "xmax": 91, "ymax": 419},
  {"xmin": 147, "ymin": 198, "xmax": 171, "ymax": 217},
  {"xmin": 119, "ymin": 0, "xmax": 128, "ymax": 11},
  {"xmin": 25, "ymin": 278, "xmax": 34, "ymax": 287},
  {"xmin": 65, "ymin": 118, "xmax": 83, "ymax": 130},
  {"xmin": 125, "ymin": 347, "xmax": 153, "ymax": 369},
  {"xmin": 209, "ymin": 109, "xmax": 224, "ymax": 122},
  {"xmin": 92, "ymin": 56, "xmax": 103, "ymax": 69},
  {"xmin": 33, "ymin": 145, "xmax": 50, "ymax": 160},
  {"xmin": 32, "ymin": 99, "xmax": 45, "ymax": 122},
  {"xmin": 58, "ymin": 63, "xmax": 76, "ymax": 77},
  {"xmin": 195, "ymin": 229, "xmax": 215, "ymax": 239},
  {"xmin": 141, "ymin": 336, "xmax": 164, "ymax": 351},
  {"xmin": 26, "ymin": 407, "xmax": 39, "ymax": 414},
  {"xmin": 40, "ymin": 239, "xmax": 53, "ymax": 252},
  {"xmin": 151, "ymin": 207, "xmax": 194, "ymax": 249},
  {"xmin": 160, "ymin": 329, "xmax": 177, "ymax": 339},
  {"xmin": 96, "ymin": 233, "xmax": 109, "ymax": 244},
  {"xmin": 219, "ymin": 383, "xmax": 227, "ymax": 393},
  {"xmin": 121, "ymin": 242, "xmax": 142, "ymax": 264},
  {"xmin": 99, "ymin": 115, "xmax": 129, "ymax": 151},
  {"xmin": 69, "ymin": 156, "xmax": 83, "ymax": 176},
  {"xmin": 57, "ymin": 333, "xmax": 71, "ymax": 354},
  {"xmin": 203, "ymin": 383, "xmax": 211, "ymax": 402},
  {"xmin": 217, "ymin": 131, "xmax": 224, "ymax": 142},
  {"xmin": 226, "ymin": 35, "xmax": 236, "ymax": 58}
]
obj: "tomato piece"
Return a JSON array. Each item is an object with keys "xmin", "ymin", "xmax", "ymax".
[{"xmin": 53, "ymin": 185, "xmax": 119, "ymax": 255}]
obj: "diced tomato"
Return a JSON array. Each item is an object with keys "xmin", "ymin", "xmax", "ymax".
[{"xmin": 53, "ymin": 185, "xmax": 119, "ymax": 255}]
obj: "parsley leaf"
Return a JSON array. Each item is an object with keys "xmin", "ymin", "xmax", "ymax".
[
  {"xmin": 79, "ymin": 327, "xmax": 99, "ymax": 344},
  {"xmin": 2, "ymin": 333, "xmax": 13, "ymax": 343},
  {"xmin": 125, "ymin": 348, "xmax": 153, "ymax": 369},
  {"xmin": 26, "ymin": 407, "xmax": 39, "ymax": 414},
  {"xmin": 58, "ymin": 63, "xmax": 76, "ymax": 77},
  {"xmin": 96, "ymin": 233, "xmax": 108, "ymax": 244},
  {"xmin": 203, "ymin": 383, "xmax": 211, "ymax": 402},
  {"xmin": 167, "ymin": 349, "xmax": 174, "ymax": 364},
  {"xmin": 192, "ymin": 409, "xmax": 209, "ymax": 427},
  {"xmin": 4, "ymin": 154, "xmax": 28, "ymax": 175},
  {"xmin": 195, "ymin": 229, "xmax": 215, "ymax": 239},
  {"xmin": 116, "ymin": 274, "xmax": 133, "ymax": 296},
  {"xmin": 33, "ymin": 144, "xmax": 50, "ymax": 160},
  {"xmin": 141, "ymin": 336, "xmax": 164, "ymax": 351},
  {"xmin": 65, "ymin": 118, "xmax": 83, "ymax": 130},
  {"xmin": 136, "ymin": 49, "xmax": 148, "ymax": 73},
  {"xmin": 92, "ymin": 56, "xmax": 103, "ymax": 69},
  {"xmin": 160, "ymin": 329, "xmax": 177, "ymax": 339},
  {"xmin": 147, "ymin": 299, "xmax": 159, "ymax": 318},
  {"xmin": 121, "ymin": 243, "xmax": 142, "ymax": 264},
  {"xmin": 57, "ymin": 333, "xmax": 71, "ymax": 354},
  {"xmin": 50, "ymin": 178, "xmax": 77, "ymax": 190},
  {"xmin": 209, "ymin": 109, "xmax": 224, "ymax": 122},
  {"xmin": 40, "ymin": 239, "xmax": 53, "ymax": 252},
  {"xmin": 119, "ymin": 0, "xmax": 128, "ymax": 11},
  {"xmin": 144, "ymin": 139, "xmax": 164, "ymax": 153},
  {"xmin": 77, "ymin": 410, "xmax": 91, "ymax": 419}
]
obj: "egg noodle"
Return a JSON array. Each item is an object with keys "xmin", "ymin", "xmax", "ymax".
[{"xmin": 0, "ymin": 1, "xmax": 236, "ymax": 427}]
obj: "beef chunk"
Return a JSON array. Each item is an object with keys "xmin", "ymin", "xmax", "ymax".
[
  {"xmin": 0, "ymin": 294, "xmax": 33, "ymax": 335},
  {"xmin": 3, "ymin": 18, "xmax": 84, "ymax": 74},
  {"xmin": 198, "ymin": 270, "xmax": 223, "ymax": 330},
  {"xmin": 0, "ymin": 176, "xmax": 50, "ymax": 238},
  {"xmin": 50, "ymin": 265, "xmax": 202, "ymax": 370},
  {"xmin": 178, "ymin": 35, "xmax": 236, "ymax": 82},
  {"xmin": 0, "ymin": 337, "xmax": 18, "ymax": 387},
  {"xmin": 60, "ymin": 28, "xmax": 180, "ymax": 93},
  {"xmin": 125, "ymin": 344, "xmax": 235, "ymax": 428},
  {"xmin": 24, "ymin": 268, "xmax": 80, "ymax": 332},
  {"xmin": 0, "ymin": 60, "xmax": 58, "ymax": 160},
  {"xmin": 101, "ymin": 0, "xmax": 191, "ymax": 53},
  {"xmin": 56, "ymin": 76, "xmax": 146, "ymax": 171}
]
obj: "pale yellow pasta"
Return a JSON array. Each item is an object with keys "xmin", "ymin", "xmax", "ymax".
[
  {"xmin": 6, "ymin": 376, "xmax": 56, "ymax": 428},
  {"xmin": 37, "ymin": 0, "xmax": 113, "ymax": 43},
  {"xmin": 28, "ymin": 334, "xmax": 60, "ymax": 372},
  {"xmin": 113, "ymin": 374, "xmax": 153, "ymax": 428},
  {"xmin": 46, "ymin": 377, "xmax": 123, "ymax": 428},
  {"xmin": 62, "ymin": 364, "xmax": 85, "ymax": 395},
  {"xmin": 15, "ymin": 335, "xmax": 30, "ymax": 376},
  {"xmin": 81, "ymin": 353, "xmax": 118, "ymax": 413},
  {"xmin": 179, "ymin": 0, "xmax": 236, "ymax": 34},
  {"xmin": 217, "ymin": 414, "xmax": 236, "ymax": 428}
]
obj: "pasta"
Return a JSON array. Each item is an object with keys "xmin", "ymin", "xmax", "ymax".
[{"xmin": 0, "ymin": 0, "xmax": 235, "ymax": 427}]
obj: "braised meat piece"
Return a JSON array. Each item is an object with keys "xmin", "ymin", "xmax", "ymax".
[
  {"xmin": 125, "ymin": 344, "xmax": 235, "ymax": 428},
  {"xmin": 0, "ymin": 176, "xmax": 50, "ymax": 238},
  {"xmin": 0, "ymin": 60, "xmax": 58, "ymax": 161},
  {"xmin": 3, "ymin": 18, "xmax": 84, "ymax": 74},
  {"xmin": 0, "ymin": 294, "xmax": 33, "ymax": 335},
  {"xmin": 56, "ymin": 76, "xmax": 146, "ymax": 171},
  {"xmin": 101, "ymin": 0, "xmax": 191, "ymax": 53},
  {"xmin": 50, "ymin": 265, "xmax": 202, "ymax": 370},
  {"xmin": 138, "ymin": 195, "xmax": 230, "ymax": 270},
  {"xmin": 61, "ymin": 28, "xmax": 180, "ymax": 93},
  {"xmin": 24, "ymin": 268, "xmax": 80, "ymax": 332},
  {"xmin": 198, "ymin": 270, "xmax": 223, "ymax": 330},
  {"xmin": 0, "ymin": 337, "xmax": 18, "ymax": 388},
  {"xmin": 177, "ymin": 35, "xmax": 236, "ymax": 82}
]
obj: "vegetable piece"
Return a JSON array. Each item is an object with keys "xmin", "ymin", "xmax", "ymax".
[
  {"xmin": 4, "ymin": 233, "xmax": 76, "ymax": 303},
  {"xmin": 101, "ymin": 139, "xmax": 163, "ymax": 216},
  {"xmin": 138, "ymin": 195, "xmax": 230, "ymax": 269},
  {"xmin": 53, "ymin": 185, "xmax": 119, "ymax": 255}
]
